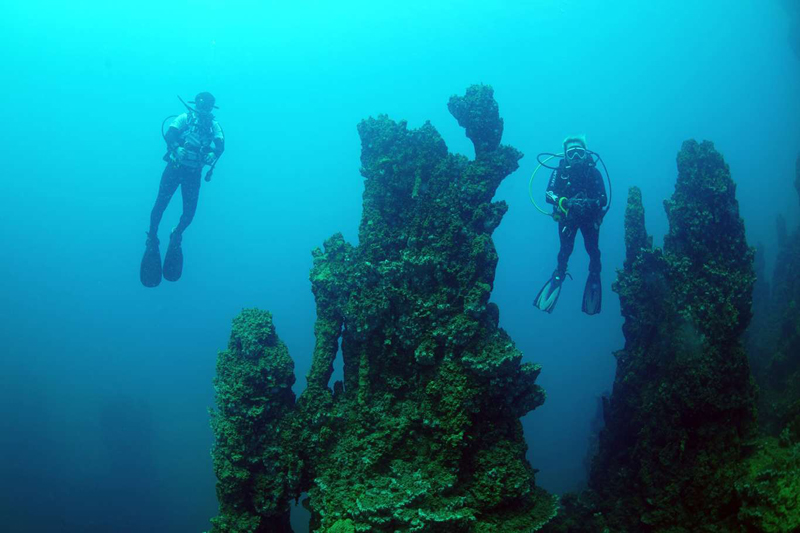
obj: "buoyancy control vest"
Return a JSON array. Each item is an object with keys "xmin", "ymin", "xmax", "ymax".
[{"xmin": 171, "ymin": 112, "xmax": 219, "ymax": 168}]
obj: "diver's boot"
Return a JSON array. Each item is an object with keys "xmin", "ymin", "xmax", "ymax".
[
  {"xmin": 163, "ymin": 228, "xmax": 184, "ymax": 282},
  {"xmin": 140, "ymin": 231, "xmax": 162, "ymax": 287},
  {"xmin": 582, "ymin": 271, "xmax": 602, "ymax": 315},
  {"xmin": 534, "ymin": 269, "xmax": 568, "ymax": 313}
]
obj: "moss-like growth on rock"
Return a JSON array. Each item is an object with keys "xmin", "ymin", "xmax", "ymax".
[
  {"xmin": 735, "ymin": 439, "xmax": 800, "ymax": 532},
  {"xmin": 210, "ymin": 309, "xmax": 298, "ymax": 533},
  {"xmin": 210, "ymin": 86, "xmax": 556, "ymax": 532},
  {"xmin": 588, "ymin": 141, "xmax": 758, "ymax": 532},
  {"xmin": 543, "ymin": 147, "xmax": 800, "ymax": 533},
  {"xmin": 664, "ymin": 141, "xmax": 756, "ymax": 341}
]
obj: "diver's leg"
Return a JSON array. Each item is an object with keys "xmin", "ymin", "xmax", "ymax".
[
  {"xmin": 534, "ymin": 222, "xmax": 575, "ymax": 312},
  {"xmin": 557, "ymin": 222, "xmax": 577, "ymax": 275},
  {"xmin": 174, "ymin": 168, "xmax": 202, "ymax": 235},
  {"xmin": 149, "ymin": 165, "xmax": 180, "ymax": 235},
  {"xmin": 583, "ymin": 221, "xmax": 602, "ymax": 274}
]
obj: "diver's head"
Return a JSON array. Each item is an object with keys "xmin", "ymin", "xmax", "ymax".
[
  {"xmin": 563, "ymin": 135, "xmax": 589, "ymax": 169},
  {"xmin": 190, "ymin": 92, "xmax": 217, "ymax": 117}
]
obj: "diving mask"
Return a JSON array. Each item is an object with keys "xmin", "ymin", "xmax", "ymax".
[{"xmin": 566, "ymin": 146, "xmax": 587, "ymax": 161}]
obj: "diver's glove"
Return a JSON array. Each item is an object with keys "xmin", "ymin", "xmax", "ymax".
[
  {"xmin": 204, "ymin": 153, "xmax": 217, "ymax": 166},
  {"xmin": 174, "ymin": 146, "xmax": 187, "ymax": 162}
]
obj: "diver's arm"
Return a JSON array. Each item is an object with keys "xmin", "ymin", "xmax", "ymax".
[
  {"xmin": 212, "ymin": 137, "xmax": 225, "ymax": 158},
  {"xmin": 545, "ymin": 169, "xmax": 561, "ymax": 206},
  {"xmin": 164, "ymin": 126, "xmax": 182, "ymax": 151},
  {"xmin": 165, "ymin": 113, "xmax": 188, "ymax": 151},
  {"xmin": 204, "ymin": 138, "xmax": 224, "ymax": 167},
  {"xmin": 205, "ymin": 121, "xmax": 225, "ymax": 165},
  {"xmin": 212, "ymin": 121, "xmax": 225, "ymax": 157}
]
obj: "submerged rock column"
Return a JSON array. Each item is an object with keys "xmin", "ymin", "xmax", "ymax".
[
  {"xmin": 298, "ymin": 84, "xmax": 556, "ymax": 532},
  {"xmin": 590, "ymin": 141, "xmax": 757, "ymax": 531},
  {"xmin": 210, "ymin": 309, "xmax": 298, "ymax": 533},
  {"xmin": 209, "ymin": 86, "xmax": 556, "ymax": 533}
]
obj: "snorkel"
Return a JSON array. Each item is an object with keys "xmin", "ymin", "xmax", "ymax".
[{"xmin": 177, "ymin": 94, "xmax": 194, "ymax": 113}]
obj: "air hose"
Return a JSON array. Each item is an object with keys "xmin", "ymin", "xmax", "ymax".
[{"xmin": 529, "ymin": 151, "xmax": 612, "ymax": 219}]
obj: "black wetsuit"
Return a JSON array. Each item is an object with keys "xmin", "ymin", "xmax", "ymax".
[
  {"xmin": 149, "ymin": 113, "xmax": 224, "ymax": 237},
  {"xmin": 149, "ymin": 161, "xmax": 202, "ymax": 236},
  {"xmin": 545, "ymin": 159, "xmax": 607, "ymax": 276}
]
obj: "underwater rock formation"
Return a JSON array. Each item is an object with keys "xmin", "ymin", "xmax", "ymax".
[
  {"xmin": 210, "ymin": 85, "xmax": 557, "ymax": 532},
  {"xmin": 542, "ymin": 145, "xmax": 800, "ymax": 533},
  {"xmin": 753, "ymin": 153, "xmax": 800, "ymax": 442},
  {"xmin": 210, "ymin": 309, "xmax": 298, "ymax": 532},
  {"xmin": 734, "ymin": 441, "xmax": 800, "ymax": 532},
  {"xmin": 732, "ymin": 151, "xmax": 800, "ymax": 532},
  {"xmin": 590, "ymin": 141, "xmax": 758, "ymax": 531}
]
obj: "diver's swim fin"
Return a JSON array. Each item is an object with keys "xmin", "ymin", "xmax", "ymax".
[
  {"xmin": 140, "ymin": 232, "xmax": 162, "ymax": 288},
  {"xmin": 163, "ymin": 230, "xmax": 184, "ymax": 282},
  {"xmin": 534, "ymin": 270, "xmax": 566, "ymax": 313},
  {"xmin": 582, "ymin": 272, "xmax": 602, "ymax": 315}
]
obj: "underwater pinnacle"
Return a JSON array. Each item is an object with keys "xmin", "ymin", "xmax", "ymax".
[{"xmin": 210, "ymin": 85, "xmax": 556, "ymax": 533}]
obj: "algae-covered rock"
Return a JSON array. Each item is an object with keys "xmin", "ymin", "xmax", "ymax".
[
  {"xmin": 210, "ymin": 309, "xmax": 298, "ymax": 533},
  {"xmin": 587, "ymin": 141, "xmax": 758, "ymax": 532},
  {"xmin": 447, "ymin": 84, "xmax": 504, "ymax": 158},
  {"xmin": 733, "ymin": 152, "xmax": 800, "ymax": 532},
  {"xmin": 664, "ymin": 140, "xmax": 756, "ymax": 341},
  {"xmin": 210, "ymin": 86, "xmax": 556, "ymax": 532},
  {"xmin": 736, "ymin": 439, "xmax": 800, "ymax": 532}
]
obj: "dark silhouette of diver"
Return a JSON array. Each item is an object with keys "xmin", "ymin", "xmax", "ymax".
[
  {"xmin": 534, "ymin": 135, "xmax": 607, "ymax": 314},
  {"xmin": 140, "ymin": 92, "xmax": 224, "ymax": 287}
]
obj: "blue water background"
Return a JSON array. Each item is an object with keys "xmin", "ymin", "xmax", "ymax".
[{"xmin": 1, "ymin": 1, "xmax": 798, "ymax": 531}]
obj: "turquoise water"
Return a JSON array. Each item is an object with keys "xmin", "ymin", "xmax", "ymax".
[{"xmin": 0, "ymin": 1, "xmax": 798, "ymax": 531}]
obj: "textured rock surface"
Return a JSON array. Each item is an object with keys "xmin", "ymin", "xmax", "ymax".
[
  {"xmin": 580, "ymin": 142, "xmax": 758, "ymax": 532},
  {"xmin": 543, "ymin": 145, "xmax": 800, "ymax": 533},
  {"xmin": 209, "ymin": 85, "xmax": 556, "ymax": 532},
  {"xmin": 210, "ymin": 309, "xmax": 298, "ymax": 533},
  {"xmin": 732, "ymin": 153, "xmax": 800, "ymax": 533},
  {"xmin": 734, "ymin": 438, "xmax": 800, "ymax": 532}
]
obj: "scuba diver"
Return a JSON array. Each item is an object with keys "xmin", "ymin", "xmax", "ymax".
[
  {"xmin": 140, "ymin": 92, "xmax": 225, "ymax": 287},
  {"xmin": 533, "ymin": 135, "xmax": 608, "ymax": 315}
]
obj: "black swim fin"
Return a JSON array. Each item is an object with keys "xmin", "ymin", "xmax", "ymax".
[
  {"xmin": 534, "ymin": 270, "xmax": 566, "ymax": 313},
  {"xmin": 582, "ymin": 272, "xmax": 602, "ymax": 315},
  {"xmin": 140, "ymin": 232, "xmax": 162, "ymax": 288},
  {"xmin": 163, "ymin": 230, "xmax": 184, "ymax": 282}
]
